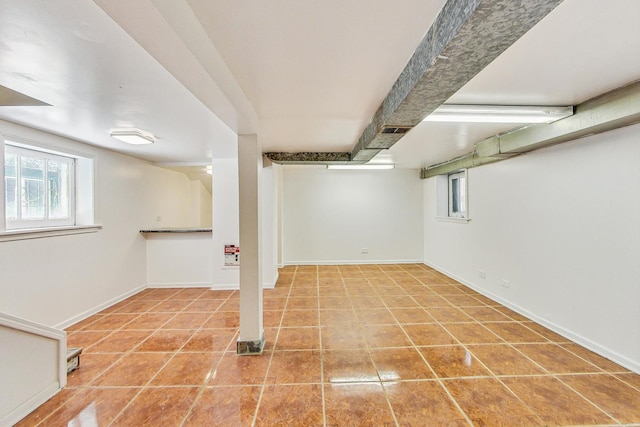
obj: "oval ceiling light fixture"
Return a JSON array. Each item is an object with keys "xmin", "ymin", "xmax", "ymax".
[
  {"xmin": 110, "ymin": 128, "xmax": 155, "ymax": 145},
  {"xmin": 423, "ymin": 105, "xmax": 574, "ymax": 124}
]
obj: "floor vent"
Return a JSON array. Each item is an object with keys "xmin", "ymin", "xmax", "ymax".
[{"xmin": 66, "ymin": 347, "xmax": 82, "ymax": 374}]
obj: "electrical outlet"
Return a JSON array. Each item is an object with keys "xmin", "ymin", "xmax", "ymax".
[
  {"xmin": 361, "ymin": 248, "xmax": 369, "ymax": 254},
  {"xmin": 156, "ymin": 216, "xmax": 162, "ymax": 222},
  {"xmin": 479, "ymin": 270, "xmax": 487, "ymax": 279},
  {"xmin": 501, "ymin": 279, "xmax": 510, "ymax": 288}
]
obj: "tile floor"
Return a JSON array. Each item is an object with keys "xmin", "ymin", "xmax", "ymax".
[{"xmin": 16, "ymin": 264, "xmax": 640, "ymax": 426}]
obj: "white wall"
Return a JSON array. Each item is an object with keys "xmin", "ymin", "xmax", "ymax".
[
  {"xmin": 283, "ymin": 167, "xmax": 424, "ymax": 264},
  {"xmin": 423, "ymin": 124, "xmax": 640, "ymax": 372},
  {"xmin": 0, "ymin": 120, "xmax": 194, "ymax": 328},
  {"xmin": 188, "ymin": 180, "xmax": 213, "ymax": 227}
]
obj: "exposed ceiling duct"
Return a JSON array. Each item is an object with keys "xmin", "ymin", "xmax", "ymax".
[
  {"xmin": 421, "ymin": 80, "xmax": 640, "ymax": 178},
  {"xmin": 264, "ymin": 0, "xmax": 565, "ymax": 165}
]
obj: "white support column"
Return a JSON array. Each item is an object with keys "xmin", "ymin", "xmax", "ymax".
[{"xmin": 236, "ymin": 134, "xmax": 264, "ymax": 354}]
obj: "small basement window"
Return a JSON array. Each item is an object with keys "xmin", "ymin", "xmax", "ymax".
[
  {"xmin": 436, "ymin": 169, "xmax": 469, "ymax": 222},
  {"xmin": 448, "ymin": 171, "xmax": 467, "ymax": 218}
]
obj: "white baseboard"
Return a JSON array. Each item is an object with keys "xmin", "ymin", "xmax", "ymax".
[
  {"xmin": 147, "ymin": 282, "xmax": 212, "ymax": 289},
  {"xmin": 423, "ymin": 260, "xmax": 640, "ymax": 374},
  {"xmin": 283, "ymin": 259, "xmax": 423, "ymax": 266},
  {"xmin": 1, "ymin": 381, "xmax": 60, "ymax": 427},
  {"xmin": 54, "ymin": 284, "xmax": 145, "ymax": 330}
]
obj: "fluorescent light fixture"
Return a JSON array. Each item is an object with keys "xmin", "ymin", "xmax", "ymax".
[
  {"xmin": 423, "ymin": 104, "xmax": 573, "ymax": 124},
  {"xmin": 110, "ymin": 128, "xmax": 155, "ymax": 145},
  {"xmin": 205, "ymin": 165, "xmax": 212, "ymax": 175},
  {"xmin": 327, "ymin": 164, "xmax": 394, "ymax": 170}
]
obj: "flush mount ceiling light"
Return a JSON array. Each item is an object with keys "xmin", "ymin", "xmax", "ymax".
[
  {"xmin": 205, "ymin": 165, "xmax": 212, "ymax": 175},
  {"xmin": 327, "ymin": 164, "xmax": 395, "ymax": 170},
  {"xmin": 423, "ymin": 104, "xmax": 573, "ymax": 124},
  {"xmin": 110, "ymin": 128, "xmax": 155, "ymax": 145}
]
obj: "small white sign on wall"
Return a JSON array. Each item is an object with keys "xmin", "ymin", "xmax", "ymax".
[{"xmin": 224, "ymin": 244, "xmax": 240, "ymax": 267}]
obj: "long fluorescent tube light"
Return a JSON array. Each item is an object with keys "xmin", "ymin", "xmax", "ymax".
[
  {"xmin": 110, "ymin": 128, "xmax": 155, "ymax": 145},
  {"xmin": 327, "ymin": 164, "xmax": 394, "ymax": 170},
  {"xmin": 423, "ymin": 104, "xmax": 573, "ymax": 124}
]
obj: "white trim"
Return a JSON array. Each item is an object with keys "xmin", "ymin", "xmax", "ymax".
[
  {"xmin": 211, "ymin": 283, "xmax": 241, "ymax": 291},
  {"xmin": 435, "ymin": 217, "xmax": 471, "ymax": 224},
  {"xmin": 423, "ymin": 259, "xmax": 640, "ymax": 374},
  {"xmin": 0, "ymin": 312, "xmax": 66, "ymax": 341},
  {"xmin": 147, "ymin": 282, "xmax": 213, "ymax": 289},
  {"xmin": 284, "ymin": 259, "xmax": 424, "ymax": 266},
  {"xmin": 0, "ymin": 381, "xmax": 60, "ymax": 427},
  {"xmin": 54, "ymin": 284, "xmax": 145, "ymax": 330},
  {"xmin": 0, "ymin": 225, "xmax": 101, "ymax": 242}
]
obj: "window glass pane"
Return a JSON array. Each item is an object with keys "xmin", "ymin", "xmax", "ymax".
[
  {"xmin": 451, "ymin": 177, "xmax": 460, "ymax": 213},
  {"xmin": 5, "ymin": 153, "xmax": 17, "ymax": 219},
  {"xmin": 47, "ymin": 159, "xmax": 70, "ymax": 219},
  {"xmin": 459, "ymin": 176, "xmax": 466, "ymax": 213},
  {"xmin": 21, "ymin": 156, "xmax": 45, "ymax": 219}
]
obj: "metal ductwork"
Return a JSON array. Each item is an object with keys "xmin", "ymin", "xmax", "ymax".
[
  {"xmin": 421, "ymin": 80, "xmax": 640, "ymax": 179},
  {"xmin": 265, "ymin": 0, "xmax": 565, "ymax": 165}
]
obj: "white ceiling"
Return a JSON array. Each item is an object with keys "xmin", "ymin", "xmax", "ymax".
[{"xmin": 0, "ymin": 0, "xmax": 638, "ymax": 169}]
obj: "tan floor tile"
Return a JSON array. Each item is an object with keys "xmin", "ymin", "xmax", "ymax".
[
  {"xmin": 319, "ymin": 308, "xmax": 358, "ymax": 326},
  {"xmin": 151, "ymin": 352, "xmax": 222, "ymax": 385},
  {"xmin": 66, "ymin": 330, "xmax": 112, "ymax": 349},
  {"xmin": 254, "ymin": 384, "xmax": 323, "ymax": 427},
  {"xmin": 274, "ymin": 326, "xmax": 320, "ymax": 350},
  {"xmin": 149, "ymin": 299, "xmax": 193, "ymax": 312},
  {"xmin": 443, "ymin": 323, "xmax": 504, "ymax": 344},
  {"xmin": 354, "ymin": 308, "xmax": 397, "ymax": 325},
  {"xmin": 370, "ymin": 347, "xmax": 434, "ymax": 381},
  {"xmin": 66, "ymin": 353, "xmax": 122, "ymax": 387},
  {"xmin": 263, "ymin": 297, "xmax": 287, "ymax": 311},
  {"xmin": 616, "ymin": 372, "xmax": 640, "ymax": 391},
  {"xmin": 467, "ymin": 344, "xmax": 545, "ymax": 376},
  {"xmin": 459, "ymin": 306, "xmax": 512, "ymax": 322},
  {"xmin": 411, "ymin": 294, "xmax": 451, "ymax": 307},
  {"xmin": 561, "ymin": 343, "xmax": 631, "ymax": 373},
  {"xmin": 209, "ymin": 352, "xmax": 271, "ymax": 386},
  {"xmin": 267, "ymin": 350, "xmax": 322, "ymax": 384},
  {"xmin": 384, "ymin": 381, "xmax": 468, "ymax": 426},
  {"xmin": 135, "ymin": 329, "xmax": 194, "ymax": 352},
  {"xmin": 392, "ymin": 307, "xmax": 436, "ymax": 324},
  {"xmin": 281, "ymin": 308, "xmax": 319, "ymax": 327},
  {"xmin": 182, "ymin": 328, "xmax": 237, "ymax": 352},
  {"xmin": 111, "ymin": 386, "xmax": 199, "ymax": 426},
  {"xmin": 503, "ymin": 376, "xmax": 615, "ymax": 425},
  {"xmin": 184, "ymin": 386, "xmax": 261, "ymax": 426},
  {"xmin": 289, "ymin": 286, "xmax": 318, "ymax": 297},
  {"xmin": 323, "ymin": 349, "xmax": 379, "ymax": 383},
  {"xmin": 183, "ymin": 298, "xmax": 225, "ymax": 312},
  {"xmin": 85, "ymin": 330, "xmax": 153, "ymax": 353},
  {"xmin": 484, "ymin": 322, "xmax": 548, "ymax": 343},
  {"xmin": 561, "ymin": 374, "xmax": 640, "ymax": 423},
  {"xmin": 403, "ymin": 323, "xmax": 457, "ymax": 346},
  {"xmin": 32, "ymin": 387, "xmax": 139, "ymax": 427},
  {"xmin": 324, "ymin": 382, "xmax": 395, "ymax": 427},
  {"xmin": 112, "ymin": 299, "xmax": 159, "ymax": 313},
  {"xmin": 160, "ymin": 312, "xmax": 211, "ymax": 329},
  {"xmin": 318, "ymin": 296, "xmax": 352, "ymax": 309},
  {"xmin": 362, "ymin": 324, "xmax": 413, "ymax": 348},
  {"xmin": 515, "ymin": 343, "xmax": 602, "ymax": 374},
  {"xmin": 321, "ymin": 325, "xmax": 367, "ymax": 350},
  {"xmin": 92, "ymin": 352, "xmax": 172, "ymax": 386},
  {"xmin": 420, "ymin": 345, "xmax": 491, "ymax": 378},
  {"xmin": 349, "ymin": 295, "xmax": 387, "ymax": 308},
  {"xmin": 445, "ymin": 378, "xmax": 542, "ymax": 426},
  {"xmin": 120, "ymin": 312, "xmax": 175, "ymax": 330},
  {"xmin": 80, "ymin": 313, "xmax": 139, "ymax": 331},
  {"xmin": 204, "ymin": 311, "xmax": 239, "ymax": 328},
  {"xmin": 427, "ymin": 307, "xmax": 474, "ymax": 323},
  {"xmin": 285, "ymin": 297, "xmax": 317, "ymax": 310}
]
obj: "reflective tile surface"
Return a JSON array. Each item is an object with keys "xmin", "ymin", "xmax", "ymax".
[{"xmin": 16, "ymin": 264, "xmax": 640, "ymax": 426}]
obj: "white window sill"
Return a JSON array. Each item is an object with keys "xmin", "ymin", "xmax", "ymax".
[
  {"xmin": 436, "ymin": 216, "xmax": 471, "ymax": 224},
  {"xmin": 0, "ymin": 225, "xmax": 102, "ymax": 242}
]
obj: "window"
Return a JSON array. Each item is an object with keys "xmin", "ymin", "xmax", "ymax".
[
  {"xmin": 448, "ymin": 171, "xmax": 467, "ymax": 218},
  {"xmin": 436, "ymin": 169, "xmax": 469, "ymax": 222},
  {"xmin": 4, "ymin": 143, "xmax": 75, "ymax": 229}
]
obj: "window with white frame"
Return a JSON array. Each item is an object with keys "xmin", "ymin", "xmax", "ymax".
[
  {"xmin": 435, "ymin": 169, "xmax": 469, "ymax": 221},
  {"xmin": 4, "ymin": 142, "xmax": 76, "ymax": 229},
  {"xmin": 448, "ymin": 170, "xmax": 467, "ymax": 218}
]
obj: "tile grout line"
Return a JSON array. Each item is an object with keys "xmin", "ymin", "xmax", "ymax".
[
  {"xmin": 250, "ymin": 264, "xmax": 295, "ymax": 427},
  {"xmin": 177, "ymin": 290, "xmax": 240, "ymax": 427}
]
